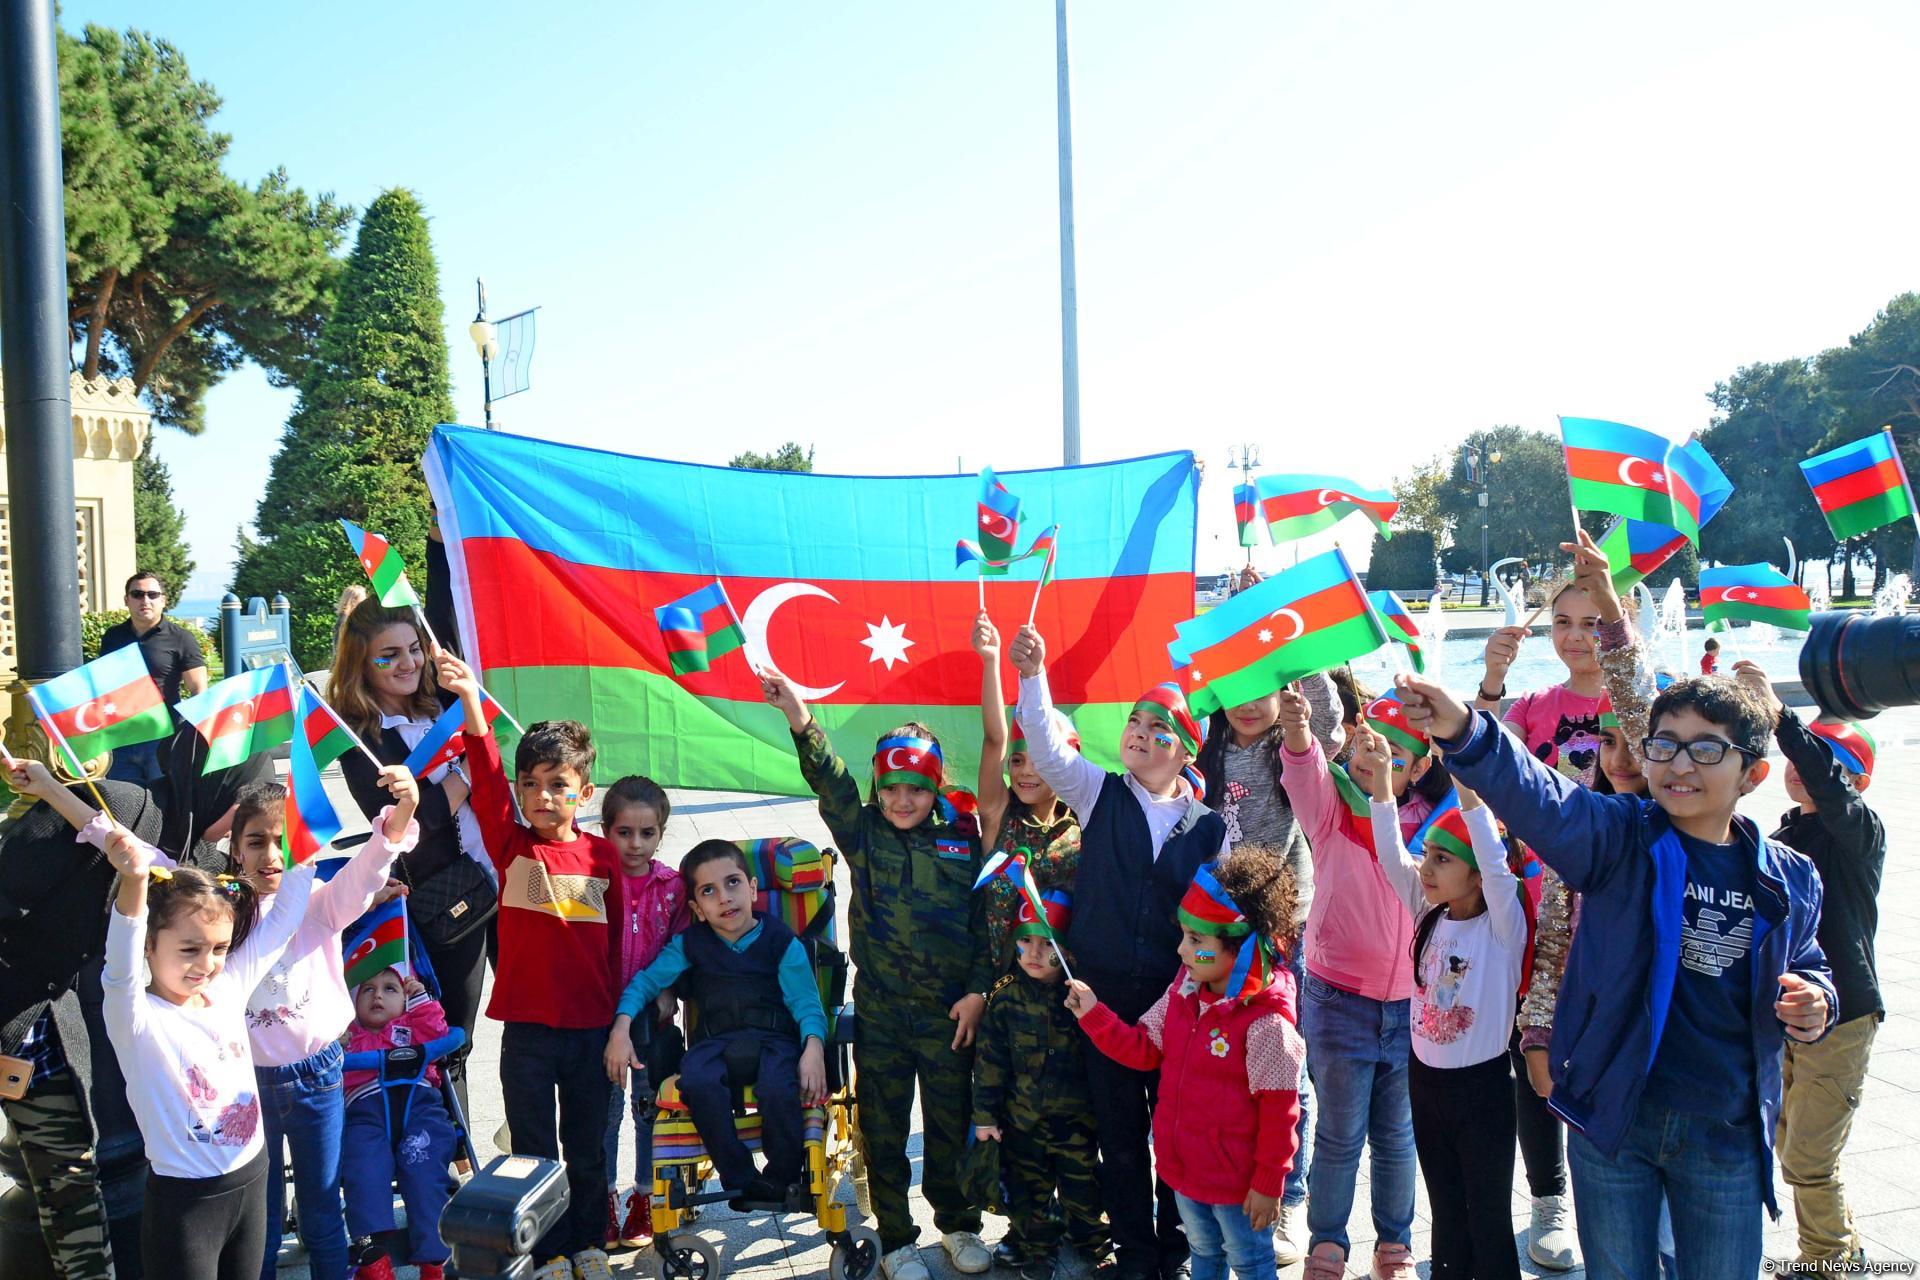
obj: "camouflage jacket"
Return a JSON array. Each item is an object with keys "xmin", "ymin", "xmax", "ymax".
[
  {"xmin": 794, "ymin": 723, "xmax": 993, "ymax": 1008},
  {"xmin": 972, "ymin": 969, "xmax": 1094, "ymax": 1130}
]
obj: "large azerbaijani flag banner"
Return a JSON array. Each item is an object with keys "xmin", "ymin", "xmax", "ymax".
[{"xmin": 423, "ymin": 425, "xmax": 1199, "ymax": 793}]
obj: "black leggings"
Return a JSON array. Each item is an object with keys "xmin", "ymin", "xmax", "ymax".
[
  {"xmin": 1409, "ymin": 1053, "xmax": 1521, "ymax": 1280},
  {"xmin": 142, "ymin": 1149, "xmax": 268, "ymax": 1280},
  {"xmin": 422, "ymin": 917, "xmax": 495, "ymax": 1117},
  {"xmin": 1509, "ymin": 1029, "xmax": 1567, "ymax": 1197}
]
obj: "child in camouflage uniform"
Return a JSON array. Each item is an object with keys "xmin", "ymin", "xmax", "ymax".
[
  {"xmin": 973, "ymin": 889, "xmax": 1106, "ymax": 1280},
  {"xmin": 761, "ymin": 672, "xmax": 996, "ymax": 1280}
]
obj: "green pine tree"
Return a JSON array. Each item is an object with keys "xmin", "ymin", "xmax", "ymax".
[
  {"xmin": 232, "ymin": 189, "xmax": 454, "ymax": 667},
  {"xmin": 131, "ymin": 436, "xmax": 195, "ymax": 600}
]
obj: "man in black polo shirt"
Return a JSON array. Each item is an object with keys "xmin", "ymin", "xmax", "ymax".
[{"xmin": 99, "ymin": 571, "xmax": 207, "ymax": 783}]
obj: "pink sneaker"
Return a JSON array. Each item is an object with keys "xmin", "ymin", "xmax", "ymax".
[
  {"xmin": 1303, "ymin": 1242, "xmax": 1346, "ymax": 1280},
  {"xmin": 1370, "ymin": 1242, "xmax": 1416, "ymax": 1280}
]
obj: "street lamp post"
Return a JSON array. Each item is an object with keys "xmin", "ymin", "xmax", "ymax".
[
  {"xmin": 468, "ymin": 277, "xmax": 498, "ymax": 430},
  {"xmin": 1468, "ymin": 442, "xmax": 1502, "ymax": 606}
]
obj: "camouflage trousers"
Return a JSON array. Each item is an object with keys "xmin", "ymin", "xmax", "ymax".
[
  {"xmin": 855, "ymin": 995, "xmax": 981, "ymax": 1254},
  {"xmin": 3, "ymin": 1068, "xmax": 113, "ymax": 1279},
  {"xmin": 1001, "ymin": 1107, "xmax": 1106, "ymax": 1261}
]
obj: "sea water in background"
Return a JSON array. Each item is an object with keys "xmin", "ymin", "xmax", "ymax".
[{"xmin": 1347, "ymin": 622, "xmax": 1799, "ymax": 693}]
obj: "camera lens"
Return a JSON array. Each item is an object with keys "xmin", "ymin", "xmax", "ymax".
[{"xmin": 1799, "ymin": 610, "xmax": 1920, "ymax": 720}]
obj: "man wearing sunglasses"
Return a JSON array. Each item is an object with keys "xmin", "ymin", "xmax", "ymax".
[
  {"xmin": 99, "ymin": 571, "xmax": 207, "ymax": 783},
  {"xmin": 1393, "ymin": 670, "xmax": 1834, "ymax": 1280}
]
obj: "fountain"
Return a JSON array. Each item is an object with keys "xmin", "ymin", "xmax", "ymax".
[
  {"xmin": 1872, "ymin": 572, "xmax": 1913, "ymax": 617},
  {"xmin": 1424, "ymin": 592, "xmax": 1450, "ymax": 684},
  {"xmin": 1807, "ymin": 572, "xmax": 1831, "ymax": 616},
  {"xmin": 1633, "ymin": 582, "xmax": 1659, "ymax": 639},
  {"xmin": 1659, "ymin": 579, "xmax": 1688, "ymax": 678},
  {"xmin": 1488, "ymin": 557, "xmax": 1525, "ymax": 628}
]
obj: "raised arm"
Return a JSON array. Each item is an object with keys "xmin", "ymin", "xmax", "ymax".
[
  {"xmin": 1009, "ymin": 626, "xmax": 1104, "ymax": 821},
  {"xmin": 1463, "ymin": 798, "xmax": 1526, "ymax": 948},
  {"xmin": 1300, "ymin": 670, "xmax": 1347, "ymax": 758},
  {"xmin": 225, "ymin": 865, "xmax": 316, "ymax": 993},
  {"xmin": 1359, "ymin": 725, "xmax": 1425, "ymax": 918},
  {"xmin": 972, "ymin": 612, "xmax": 1012, "ymax": 838},
  {"xmin": 1735, "ymin": 663, "xmax": 1883, "ymax": 854},
  {"xmin": 1276, "ymin": 686, "xmax": 1342, "ymax": 847},
  {"xmin": 762, "ymin": 669, "xmax": 868, "ymax": 856},
  {"xmin": 314, "ymin": 795, "xmax": 418, "ymax": 933}
]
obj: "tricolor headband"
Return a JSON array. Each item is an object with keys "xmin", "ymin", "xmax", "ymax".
[
  {"xmin": 873, "ymin": 735, "xmax": 944, "ymax": 790},
  {"xmin": 1365, "ymin": 692, "xmax": 1429, "ymax": 759},
  {"xmin": 1134, "ymin": 682, "xmax": 1205, "ymax": 757},
  {"xmin": 1419, "ymin": 805, "xmax": 1482, "ymax": 872},
  {"xmin": 1809, "ymin": 720, "xmax": 1876, "ymax": 778},
  {"xmin": 1008, "ymin": 709, "xmax": 1081, "ymax": 758},
  {"xmin": 1177, "ymin": 864, "xmax": 1252, "ymax": 939}
]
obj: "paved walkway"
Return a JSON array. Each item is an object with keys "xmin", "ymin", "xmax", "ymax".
[{"xmin": 178, "ymin": 698, "xmax": 1920, "ymax": 1275}]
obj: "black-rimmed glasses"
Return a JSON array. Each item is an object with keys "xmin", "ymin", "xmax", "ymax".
[{"xmin": 1640, "ymin": 735, "xmax": 1758, "ymax": 766}]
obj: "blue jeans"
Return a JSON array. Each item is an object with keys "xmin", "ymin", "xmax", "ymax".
[
  {"xmin": 1173, "ymin": 1193, "xmax": 1274, "ymax": 1280},
  {"xmin": 604, "ymin": 1065, "xmax": 655, "ymax": 1189},
  {"xmin": 257, "ymin": 1042, "xmax": 348, "ymax": 1280},
  {"xmin": 1566, "ymin": 1103, "xmax": 1765, "ymax": 1280},
  {"xmin": 1282, "ymin": 945, "xmax": 1312, "ymax": 1207},
  {"xmin": 1298, "ymin": 972, "xmax": 1416, "ymax": 1253},
  {"xmin": 105, "ymin": 738, "xmax": 163, "ymax": 785},
  {"xmin": 341, "ymin": 1089, "xmax": 457, "ymax": 1265}
]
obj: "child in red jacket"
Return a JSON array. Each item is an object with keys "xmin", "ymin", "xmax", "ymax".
[{"xmin": 1065, "ymin": 846, "xmax": 1303, "ymax": 1280}]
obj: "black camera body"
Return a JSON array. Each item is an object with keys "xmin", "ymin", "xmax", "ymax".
[
  {"xmin": 440, "ymin": 1154, "xmax": 571, "ymax": 1279},
  {"xmin": 1799, "ymin": 610, "xmax": 1920, "ymax": 721}
]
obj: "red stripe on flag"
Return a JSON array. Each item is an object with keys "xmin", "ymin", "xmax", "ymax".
[
  {"xmin": 45, "ymin": 675, "xmax": 164, "ymax": 741},
  {"xmin": 1812, "ymin": 458, "xmax": 1905, "ymax": 513},
  {"xmin": 197, "ymin": 684, "xmax": 294, "ymax": 743},
  {"xmin": 1565, "ymin": 447, "xmax": 1671, "ymax": 491},
  {"xmin": 1701, "ymin": 585, "xmax": 1805, "ymax": 611},
  {"xmin": 1187, "ymin": 579, "xmax": 1370, "ymax": 675},
  {"xmin": 461, "ymin": 537, "xmax": 1189, "ymax": 705},
  {"xmin": 1258, "ymin": 489, "xmax": 1392, "ymax": 521}
]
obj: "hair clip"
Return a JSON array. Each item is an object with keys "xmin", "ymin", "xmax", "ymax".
[
  {"xmin": 212, "ymin": 874, "xmax": 244, "ymax": 897},
  {"xmin": 147, "ymin": 866, "xmax": 173, "ymax": 882}
]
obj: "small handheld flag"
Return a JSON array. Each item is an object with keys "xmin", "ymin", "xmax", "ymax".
[
  {"xmin": 654, "ymin": 581, "xmax": 746, "ymax": 675},
  {"xmin": 1559, "ymin": 418, "xmax": 1704, "ymax": 543},
  {"xmin": 175, "ymin": 665, "xmax": 296, "ymax": 774},
  {"xmin": 1799, "ymin": 429, "xmax": 1916, "ymax": 542},
  {"xmin": 339, "ymin": 519, "xmax": 422, "ymax": 609},
  {"xmin": 968, "ymin": 467, "xmax": 1023, "ymax": 577},
  {"xmin": 284, "ymin": 687, "xmax": 346, "ymax": 866},
  {"xmin": 1367, "ymin": 591, "xmax": 1424, "ymax": 674},
  {"xmin": 1808, "ymin": 720, "xmax": 1876, "ymax": 778},
  {"xmin": 1233, "ymin": 483, "xmax": 1261, "ymax": 548},
  {"xmin": 27, "ymin": 645, "xmax": 173, "ymax": 767},
  {"xmin": 403, "ymin": 692, "xmax": 505, "ymax": 779},
  {"xmin": 1699, "ymin": 564, "xmax": 1811, "ymax": 633},
  {"xmin": 343, "ymin": 897, "xmax": 411, "ymax": 989},
  {"xmin": 1253, "ymin": 474, "xmax": 1398, "ymax": 544},
  {"xmin": 1594, "ymin": 440, "xmax": 1734, "ymax": 589},
  {"xmin": 1169, "ymin": 549, "xmax": 1389, "ymax": 718}
]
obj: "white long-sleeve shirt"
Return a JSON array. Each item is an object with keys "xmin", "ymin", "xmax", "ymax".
[
  {"xmin": 103, "ymin": 866, "xmax": 314, "ymax": 1178},
  {"xmin": 1369, "ymin": 800, "xmax": 1525, "ymax": 1069},
  {"xmin": 1016, "ymin": 671, "xmax": 1229, "ymax": 862},
  {"xmin": 84, "ymin": 809, "xmax": 419, "ymax": 1065}
]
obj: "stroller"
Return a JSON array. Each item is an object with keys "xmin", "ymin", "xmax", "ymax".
[{"xmin": 644, "ymin": 837, "xmax": 876, "ymax": 1280}]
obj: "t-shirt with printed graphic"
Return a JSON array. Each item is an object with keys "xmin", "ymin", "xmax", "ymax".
[
  {"xmin": 1641, "ymin": 830, "xmax": 1758, "ymax": 1124},
  {"xmin": 1503, "ymin": 684, "xmax": 1607, "ymax": 788},
  {"xmin": 468, "ymin": 728, "xmax": 623, "ymax": 1029}
]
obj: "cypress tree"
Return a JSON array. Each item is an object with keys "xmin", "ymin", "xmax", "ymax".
[
  {"xmin": 233, "ymin": 189, "xmax": 454, "ymax": 667},
  {"xmin": 131, "ymin": 436, "xmax": 195, "ymax": 600}
]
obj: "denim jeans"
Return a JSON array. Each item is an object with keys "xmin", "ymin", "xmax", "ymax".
[
  {"xmin": 604, "ymin": 1065, "xmax": 655, "ymax": 1190},
  {"xmin": 105, "ymin": 738, "xmax": 163, "ymax": 786},
  {"xmin": 1173, "ymin": 1193, "xmax": 1275, "ymax": 1280},
  {"xmin": 1298, "ymin": 971, "xmax": 1416, "ymax": 1253},
  {"xmin": 1282, "ymin": 944, "xmax": 1312, "ymax": 1207},
  {"xmin": 257, "ymin": 1041, "xmax": 348, "ymax": 1280},
  {"xmin": 1566, "ymin": 1103, "xmax": 1766, "ymax": 1280}
]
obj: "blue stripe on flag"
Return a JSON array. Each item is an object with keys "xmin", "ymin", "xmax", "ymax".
[
  {"xmin": 491, "ymin": 309, "xmax": 537, "ymax": 399},
  {"xmin": 1170, "ymin": 549, "xmax": 1357, "ymax": 665},
  {"xmin": 1800, "ymin": 433, "xmax": 1896, "ymax": 488}
]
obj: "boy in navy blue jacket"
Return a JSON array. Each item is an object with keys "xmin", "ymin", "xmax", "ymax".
[{"xmin": 1393, "ymin": 670, "xmax": 1834, "ymax": 1280}]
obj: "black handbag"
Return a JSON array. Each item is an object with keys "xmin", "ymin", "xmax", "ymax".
[{"xmin": 403, "ymin": 854, "xmax": 498, "ymax": 949}]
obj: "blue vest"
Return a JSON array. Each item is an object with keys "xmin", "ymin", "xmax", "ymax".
[
  {"xmin": 680, "ymin": 913, "xmax": 798, "ymax": 1043},
  {"xmin": 1062, "ymin": 772, "xmax": 1224, "ymax": 1019}
]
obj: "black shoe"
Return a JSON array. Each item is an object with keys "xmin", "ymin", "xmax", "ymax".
[
  {"xmin": 1093, "ymin": 1259, "xmax": 1155, "ymax": 1280},
  {"xmin": 994, "ymin": 1242, "xmax": 1033, "ymax": 1270},
  {"xmin": 1018, "ymin": 1259, "xmax": 1057, "ymax": 1280},
  {"xmin": 1158, "ymin": 1262, "xmax": 1190, "ymax": 1280},
  {"xmin": 1068, "ymin": 1242, "xmax": 1113, "ymax": 1270},
  {"xmin": 727, "ymin": 1177, "xmax": 784, "ymax": 1211}
]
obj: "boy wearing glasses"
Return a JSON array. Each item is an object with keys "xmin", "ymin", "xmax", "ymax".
[
  {"xmin": 1393, "ymin": 670, "xmax": 1834, "ymax": 1280},
  {"xmin": 100, "ymin": 571, "xmax": 208, "ymax": 783}
]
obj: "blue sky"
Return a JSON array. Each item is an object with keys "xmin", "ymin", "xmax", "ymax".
[{"xmin": 62, "ymin": 1, "xmax": 1920, "ymax": 600}]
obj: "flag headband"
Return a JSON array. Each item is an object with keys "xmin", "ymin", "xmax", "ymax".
[
  {"xmin": 1008, "ymin": 709, "xmax": 1080, "ymax": 759},
  {"xmin": 1176, "ymin": 864, "xmax": 1252, "ymax": 939},
  {"xmin": 1365, "ymin": 693, "xmax": 1429, "ymax": 759},
  {"xmin": 1809, "ymin": 720, "xmax": 1876, "ymax": 778},
  {"xmin": 874, "ymin": 735, "xmax": 944, "ymax": 790},
  {"xmin": 1134, "ymin": 683, "xmax": 1204, "ymax": 756},
  {"xmin": 1420, "ymin": 806, "xmax": 1481, "ymax": 871}
]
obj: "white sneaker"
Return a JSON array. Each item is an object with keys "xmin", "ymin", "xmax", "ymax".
[
  {"xmin": 882, "ymin": 1245, "xmax": 932, "ymax": 1280},
  {"xmin": 571, "ymin": 1248, "xmax": 616, "ymax": 1280},
  {"xmin": 531, "ymin": 1259, "xmax": 572, "ymax": 1280},
  {"xmin": 1271, "ymin": 1201, "xmax": 1304, "ymax": 1266},
  {"xmin": 942, "ymin": 1231, "xmax": 993, "ymax": 1274},
  {"xmin": 1527, "ymin": 1194, "xmax": 1578, "ymax": 1271}
]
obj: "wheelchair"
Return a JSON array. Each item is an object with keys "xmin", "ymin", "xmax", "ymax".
[{"xmin": 644, "ymin": 837, "xmax": 878, "ymax": 1280}]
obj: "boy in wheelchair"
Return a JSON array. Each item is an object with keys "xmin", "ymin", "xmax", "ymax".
[{"xmin": 605, "ymin": 839, "xmax": 828, "ymax": 1206}]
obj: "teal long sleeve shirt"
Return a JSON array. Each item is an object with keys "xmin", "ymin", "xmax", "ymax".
[{"xmin": 615, "ymin": 922, "xmax": 829, "ymax": 1044}]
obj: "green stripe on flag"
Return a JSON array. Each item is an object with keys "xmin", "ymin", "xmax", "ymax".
[
  {"xmin": 310, "ymin": 723, "xmax": 356, "ymax": 770},
  {"xmin": 1706, "ymin": 605, "xmax": 1811, "ymax": 633},
  {"xmin": 203, "ymin": 709, "xmax": 295, "ymax": 774},
  {"xmin": 1189, "ymin": 612, "xmax": 1388, "ymax": 718},
  {"xmin": 344, "ymin": 934, "xmax": 409, "ymax": 990},
  {"xmin": 1823, "ymin": 488, "xmax": 1916, "ymax": 541},
  {"xmin": 370, "ymin": 553, "xmax": 420, "ymax": 608},
  {"xmin": 1568, "ymin": 477, "xmax": 1700, "ymax": 543},
  {"xmin": 66, "ymin": 704, "xmax": 175, "ymax": 763}
]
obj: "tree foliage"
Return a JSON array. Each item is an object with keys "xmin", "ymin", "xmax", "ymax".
[
  {"xmin": 59, "ymin": 24, "xmax": 351, "ymax": 433},
  {"xmin": 232, "ymin": 190, "xmax": 454, "ymax": 667},
  {"xmin": 131, "ymin": 436, "xmax": 195, "ymax": 600},
  {"xmin": 729, "ymin": 442, "xmax": 815, "ymax": 472},
  {"xmin": 1365, "ymin": 530, "xmax": 1437, "ymax": 594},
  {"xmin": 1389, "ymin": 458, "xmax": 1452, "ymax": 537}
]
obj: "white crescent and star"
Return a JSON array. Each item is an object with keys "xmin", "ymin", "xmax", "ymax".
[
  {"xmin": 1268, "ymin": 608, "xmax": 1305, "ymax": 643},
  {"xmin": 741, "ymin": 583, "xmax": 846, "ymax": 700},
  {"xmin": 979, "ymin": 511, "xmax": 1015, "ymax": 540},
  {"xmin": 1316, "ymin": 489, "xmax": 1346, "ymax": 507},
  {"xmin": 1617, "ymin": 458, "xmax": 1666, "ymax": 489},
  {"xmin": 71, "ymin": 700, "xmax": 113, "ymax": 734},
  {"xmin": 883, "ymin": 746, "xmax": 915, "ymax": 772}
]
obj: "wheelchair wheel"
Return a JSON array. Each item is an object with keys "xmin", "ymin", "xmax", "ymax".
[
  {"xmin": 653, "ymin": 1233, "xmax": 721, "ymax": 1280},
  {"xmin": 831, "ymin": 1226, "xmax": 882, "ymax": 1280}
]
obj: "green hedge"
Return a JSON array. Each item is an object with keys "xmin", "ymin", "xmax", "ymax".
[{"xmin": 81, "ymin": 610, "xmax": 224, "ymax": 681}]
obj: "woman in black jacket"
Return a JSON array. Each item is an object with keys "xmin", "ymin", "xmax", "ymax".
[{"xmin": 328, "ymin": 600, "xmax": 494, "ymax": 1098}]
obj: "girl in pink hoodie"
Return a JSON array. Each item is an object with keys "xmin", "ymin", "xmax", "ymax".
[{"xmin": 1066, "ymin": 845, "xmax": 1304, "ymax": 1280}]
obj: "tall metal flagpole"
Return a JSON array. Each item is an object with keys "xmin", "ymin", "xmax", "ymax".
[{"xmin": 1055, "ymin": 0, "xmax": 1082, "ymax": 467}]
